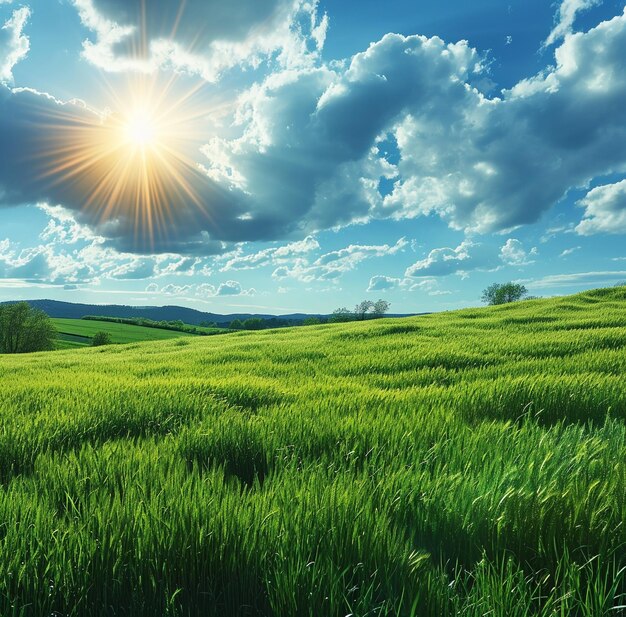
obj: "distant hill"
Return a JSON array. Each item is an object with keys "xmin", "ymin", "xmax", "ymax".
[
  {"xmin": 1, "ymin": 299, "xmax": 420, "ymax": 325},
  {"xmin": 1, "ymin": 299, "xmax": 309, "ymax": 325}
]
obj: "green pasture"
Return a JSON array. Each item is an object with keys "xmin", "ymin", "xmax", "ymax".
[
  {"xmin": 52, "ymin": 318, "xmax": 220, "ymax": 348},
  {"xmin": 1, "ymin": 286, "xmax": 626, "ymax": 615}
]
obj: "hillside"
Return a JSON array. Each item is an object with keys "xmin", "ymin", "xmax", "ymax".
[
  {"xmin": 52, "ymin": 318, "xmax": 206, "ymax": 348},
  {"xmin": 1, "ymin": 287, "xmax": 626, "ymax": 616},
  {"xmin": 5, "ymin": 299, "xmax": 324, "ymax": 325}
]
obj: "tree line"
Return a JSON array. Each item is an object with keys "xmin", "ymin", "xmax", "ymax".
[
  {"xmin": 83, "ymin": 315, "xmax": 225, "ymax": 335},
  {"xmin": 328, "ymin": 300, "xmax": 391, "ymax": 323}
]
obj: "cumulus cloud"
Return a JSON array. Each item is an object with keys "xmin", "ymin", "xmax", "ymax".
[
  {"xmin": 3, "ymin": 8, "xmax": 626, "ymax": 256},
  {"xmin": 72, "ymin": 0, "xmax": 327, "ymax": 80},
  {"xmin": 222, "ymin": 235, "xmax": 319, "ymax": 271},
  {"xmin": 0, "ymin": 6, "xmax": 30, "ymax": 83},
  {"xmin": 405, "ymin": 240, "xmax": 498, "ymax": 278},
  {"xmin": 146, "ymin": 280, "xmax": 255, "ymax": 297},
  {"xmin": 544, "ymin": 0, "xmax": 601, "ymax": 47},
  {"xmin": 367, "ymin": 275, "xmax": 437, "ymax": 293},
  {"xmin": 576, "ymin": 179, "xmax": 626, "ymax": 235},
  {"xmin": 273, "ymin": 237, "xmax": 407, "ymax": 283},
  {"xmin": 499, "ymin": 239, "xmax": 537, "ymax": 266},
  {"xmin": 0, "ymin": 207, "xmax": 210, "ymax": 285},
  {"xmin": 207, "ymin": 10, "xmax": 626, "ymax": 239}
]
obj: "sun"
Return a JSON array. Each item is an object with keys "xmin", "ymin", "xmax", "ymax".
[
  {"xmin": 32, "ymin": 75, "xmax": 215, "ymax": 250},
  {"xmin": 123, "ymin": 110, "xmax": 158, "ymax": 148}
]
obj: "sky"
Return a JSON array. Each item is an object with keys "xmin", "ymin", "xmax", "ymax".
[{"xmin": 0, "ymin": 0, "xmax": 625, "ymax": 315}]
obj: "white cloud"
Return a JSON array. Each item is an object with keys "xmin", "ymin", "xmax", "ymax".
[
  {"xmin": 559, "ymin": 246, "xmax": 581, "ymax": 258},
  {"xmin": 576, "ymin": 179, "xmax": 626, "ymax": 235},
  {"xmin": 0, "ymin": 6, "xmax": 30, "ymax": 83},
  {"xmin": 405, "ymin": 240, "xmax": 497, "ymax": 278},
  {"xmin": 522, "ymin": 270, "xmax": 626, "ymax": 289},
  {"xmin": 273, "ymin": 237, "xmax": 407, "ymax": 283},
  {"xmin": 367, "ymin": 275, "xmax": 437, "ymax": 293},
  {"xmin": 544, "ymin": 0, "xmax": 601, "ymax": 47},
  {"xmin": 2, "ymin": 8, "xmax": 626, "ymax": 254},
  {"xmin": 222, "ymin": 235, "xmax": 319, "ymax": 271},
  {"xmin": 145, "ymin": 280, "xmax": 255, "ymax": 298},
  {"xmin": 499, "ymin": 238, "xmax": 537, "ymax": 266},
  {"xmin": 38, "ymin": 203, "xmax": 96, "ymax": 245},
  {"xmin": 72, "ymin": 0, "xmax": 327, "ymax": 81}
]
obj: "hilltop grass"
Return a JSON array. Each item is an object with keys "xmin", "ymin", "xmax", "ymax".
[
  {"xmin": 1, "ymin": 286, "xmax": 626, "ymax": 616},
  {"xmin": 52, "ymin": 318, "xmax": 224, "ymax": 348}
]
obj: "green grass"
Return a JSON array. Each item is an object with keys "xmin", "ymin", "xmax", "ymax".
[
  {"xmin": 52, "ymin": 318, "xmax": 222, "ymax": 347},
  {"xmin": 1, "ymin": 286, "xmax": 626, "ymax": 615}
]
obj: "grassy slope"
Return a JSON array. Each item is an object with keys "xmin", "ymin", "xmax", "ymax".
[
  {"xmin": 1, "ymin": 287, "xmax": 626, "ymax": 616},
  {"xmin": 52, "ymin": 318, "xmax": 221, "ymax": 348}
]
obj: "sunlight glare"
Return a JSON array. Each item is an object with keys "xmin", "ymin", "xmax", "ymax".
[{"xmin": 124, "ymin": 111, "xmax": 157, "ymax": 148}]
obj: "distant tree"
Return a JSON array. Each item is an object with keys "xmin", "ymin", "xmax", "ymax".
[
  {"xmin": 92, "ymin": 331, "xmax": 113, "ymax": 347},
  {"xmin": 199, "ymin": 321, "xmax": 218, "ymax": 328},
  {"xmin": 354, "ymin": 300, "xmax": 374, "ymax": 320},
  {"xmin": 371, "ymin": 299, "xmax": 391, "ymax": 318},
  {"xmin": 615, "ymin": 281, "xmax": 626, "ymax": 288},
  {"xmin": 481, "ymin": 282, "xmax": 528, "ymax": 305},
  {"xmin": 329, "ymin": 307, "xmax": 354, "ymax": 323},
  {"xmin": 230, "ymin": 319, "xmax": 243, "ymax": 329},
  {"xmin": 302, "ymin": 316, "xmax": 321, "ymax": 326},
  {"xmin": 242, "ymin": 318, "xmax": 264, "ymax": 330},
  {"xmin": 0, "ymin": 302, "xmax": 56, "ymax": 354}
]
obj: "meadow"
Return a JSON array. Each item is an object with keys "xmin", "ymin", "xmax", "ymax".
[
  {"xmin": 52, "ymin": 318, "xmax": 223, "ymax": 348},
  {"xmin": 1, "ymin": 286, "xmax": 626, "ymax": 616}
]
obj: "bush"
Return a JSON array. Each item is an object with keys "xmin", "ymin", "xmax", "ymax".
[
  {"xmin": 481, "ymin": 282, "xmax": 528, "ymax": 305},
  {"xmin": 92, "ymin": 331, "xmax": 113, "ymax": 347},
  {"xmin": 0, "ymin": 302, "xmax": 56, "ymax": 353}
]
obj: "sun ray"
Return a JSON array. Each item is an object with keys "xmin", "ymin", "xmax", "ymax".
[{"xmin": 28, "ymin": 72, "xmax": 215, "ymax": 252}]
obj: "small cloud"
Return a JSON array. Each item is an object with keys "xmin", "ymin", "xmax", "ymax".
[
  {"xmin": 543, "ymin": 0, "xmax": 601, "ymax": 48},
  {"xmin": 576, "ymin": 180, "xmax": 626, "ymax": 236},
  {"xmin": 0, "ymin": 6, "xmax": 30, "ymax": 83},
  {"xmin": 500, "ymin": 238, "xmax": 536, "ymax": 266},
  {"xmin": 367, "ymin": 275, "xmax": 437, "ymax": 293},
  {"xmin": 405, "ymin": 240, "xmax": 496, "ymax": 278},
  {"xmin": 559, "ymin": 246, "xmax": 581, "ymax": 258}
]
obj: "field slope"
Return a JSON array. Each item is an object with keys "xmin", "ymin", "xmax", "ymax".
[
  {"xmin": 52, "ymin": 318, "xmax": 221, "ymax": 348},
  {"xmin": 1, "ymin": 287, "xmax": 626, "ymax": 616}
]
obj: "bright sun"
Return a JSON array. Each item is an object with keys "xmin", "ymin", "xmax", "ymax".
[
  {"xmin": 123, "ymin": 110, "xmax": 158, "ymax": 148},
  {"xmin": 33, "ymin": 75, "xmax": 211, "ymax": 250}
]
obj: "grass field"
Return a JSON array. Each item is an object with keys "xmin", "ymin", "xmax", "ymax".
[
  {"xmin": 52, "ymin": 318, "xmax": 222, "ymax": 348},
  {"xmin": 2, "ymin": 287, "xmax": 626, "ymax": 616}
]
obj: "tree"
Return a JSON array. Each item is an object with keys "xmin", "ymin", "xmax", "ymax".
[
  {"xmin": 302, "ymin": 316, "xmax": 321, "ymax": 326},
  {"xmin": 371, "ymin": 299, "xmax": 391, "ymax": 318},
  {"xmin": 0, "ymin": 302, "xmax": 56, "ymax": 354},
  {"xmin": 242, "ymin": 318, "xmax": 264, "ymax": 330},
  {"xmin": 481, "ymin": 282, "xmax": 528, "ymax": 305},
  {"xmin": 329, "ymin": 307, "xmax": 354, "ymax": 323},
  {"xmin": 229, "ymin": 319, "xmax": 243, "ymax": 329},
  {"xmin": 354, "ymin": 300, "xmax": 374, "ymax": 320},
  {"xmin": 92, "ymin": 331, "xmax": 112, "ymax": 347}
]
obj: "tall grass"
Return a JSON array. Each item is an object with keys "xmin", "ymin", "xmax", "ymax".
[{"xmin": 0, "ymin": 286, "xmax": 625, "ymax": 615}]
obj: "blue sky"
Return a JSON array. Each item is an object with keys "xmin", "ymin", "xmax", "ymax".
[{"xmin": 0, "ymin": 0, "xmax": 625, "ymax": 314}]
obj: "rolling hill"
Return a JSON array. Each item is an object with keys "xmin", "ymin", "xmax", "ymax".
[
  {"xmin": 6, "ymin": 299, "xmax": 324, "ymax": 325},
  {"xmin": 52, "ymin": 318, "xmax": 216, "ymax": 348},
  {"xmin": 1, "ymin": 287, "xmax": 625, "ymax": 615}
]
